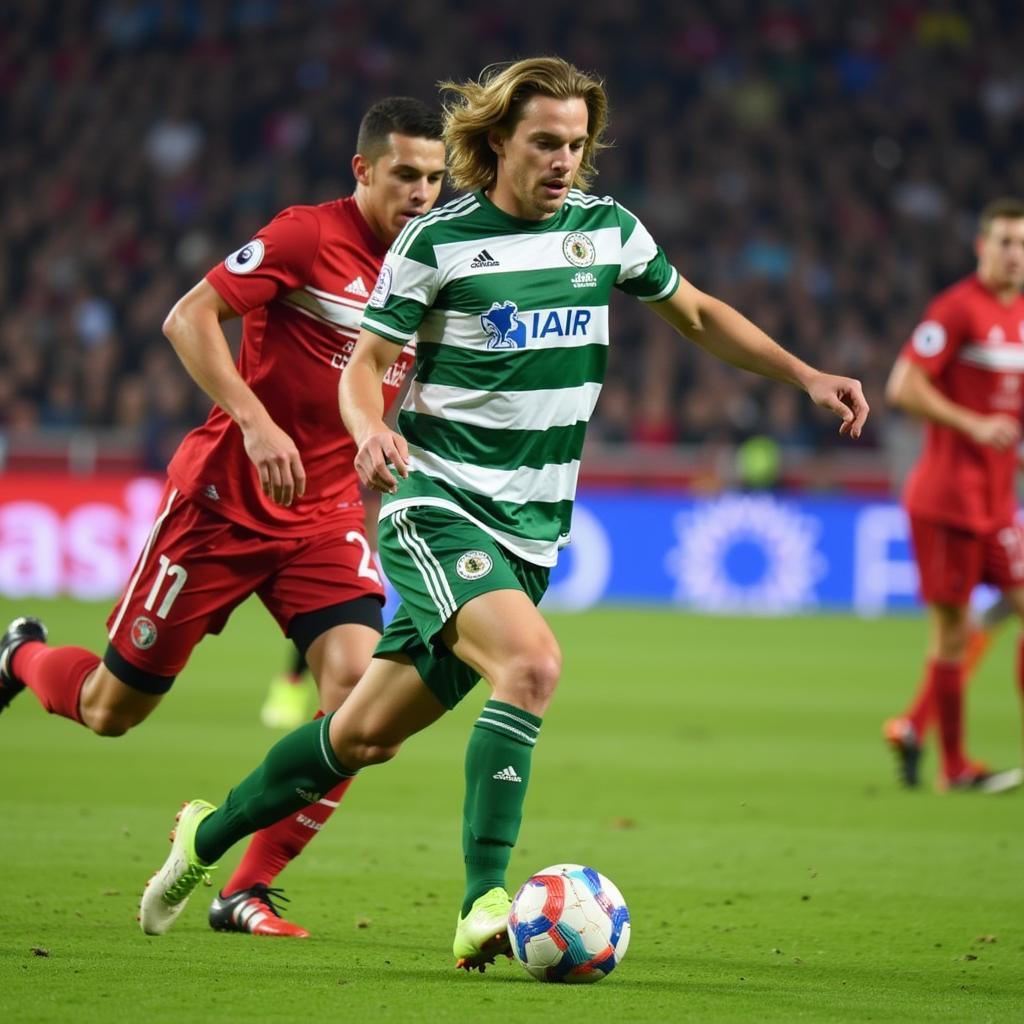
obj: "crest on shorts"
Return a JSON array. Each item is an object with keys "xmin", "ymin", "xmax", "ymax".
[
  {"xmin": 456, "ymin": 550, "xmax": 493, "ymax": 580},
  {"xmin": 562, "ymin": 232, "xmax": 595, "ymax": 268},
  {"xmin": 130, "ymin": 616, "xmax": 158, "ymax": 650},
  {"xmin": 225, "ymin": 239, "xmax": 265, "ymax": 274}
]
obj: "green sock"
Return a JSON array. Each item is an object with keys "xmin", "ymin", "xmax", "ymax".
[
  {"xmin": 195, "ymin": 714, "xmax": 355, "ymax": 863},
  {"xmin": 461, "ymin": 699, "xmax": 542, "ymax": 915}
]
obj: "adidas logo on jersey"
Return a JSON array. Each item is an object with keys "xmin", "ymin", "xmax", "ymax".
[
  {"xmin": 492, "ymin": 764, "xmax": 523, "ymax": 782},
  {"xmin": 571, "ymin": 270, "xmax": 598, "ymax": 288},
  {"xmin": 470, "ymin": 249, "xmax": 500, "ymax": 268},
  {"xmin": 344, "ymin": 276, "xmax": 370, "ymax": 298},
  {"xmin": 203, "ymin": 484, "xmax": 220, "ymax": 501}
]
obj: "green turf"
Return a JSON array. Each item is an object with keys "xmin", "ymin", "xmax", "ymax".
[{"xmin": 1, "ymin": 598, "xmax": 1022, "ymax": 1023}]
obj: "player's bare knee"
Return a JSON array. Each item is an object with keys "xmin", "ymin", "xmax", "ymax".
[
  {"xmin": 938, "ymin": 633, "xmax": 970, "ymax": 661},
  {"xmin": 339, "ymin": 733, "xmax": 402, "ymax": 767},
  {"xmin": 495, "ymin": 646, "xmax": 562, "ymax": 712},
  {"xmin": 359, "ymin": 739, "xmax": 402, "ymax": 765},
  {"xmin": 316, "ymin": 674, "xmax": 360, "ymax": 714}
]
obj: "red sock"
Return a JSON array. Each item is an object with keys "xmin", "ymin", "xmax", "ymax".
[
  {"xmin": 222, "ymin": 711, "xmax": 354, "ymax": 895},
  {"xmin": 931, "ymin": 659, "xmax": 967, "ymax": 780},
  {"xmin": 905, "ymin": 662, "xmax": 937, "ymax": 739},
  {"xmin": 223, "ymin": 777, "xmax": 353, "ymax": 893},
  {"xmin": 13, "ymin": 643, "xmax": 99, "ymax": 723}
]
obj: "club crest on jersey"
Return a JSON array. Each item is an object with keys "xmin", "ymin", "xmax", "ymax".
[
  {"xmin": 911, "ymin": 319, "xmax": 946, "ymax": 357},
  {"xmin": 368, "ymin": 264, "xmax": 393, "ymax": 309},
  {"xmin": 481, "ymin": 301, "xmax": 527, "ymax": 349},
  {"xmin": 130, "ymin": 616, "xmax": 158, "ymax": 650},
  {"xmin": 225, "ymin": 239, "xmax": 265, "ymax": 275},
  {"xmin": 563, "ymin": 231, "xmax": 596, "ymax": 268},
  {"xmin": 456, "ymin": 550, "xmax": 493, "ymax": 580}
]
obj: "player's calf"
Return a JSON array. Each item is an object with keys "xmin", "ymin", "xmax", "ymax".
[{"xmin": 79, "ymin": 662, "xmax": 163, "ymax": 736}]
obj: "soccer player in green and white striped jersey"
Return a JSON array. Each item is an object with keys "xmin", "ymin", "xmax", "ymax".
[{"xmin": 139, "ymin": 57, "xmax": 870, "ymax": 971}]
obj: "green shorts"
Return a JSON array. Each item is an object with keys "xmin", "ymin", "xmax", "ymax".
[{"xmin": 375, "ymin": 506, "xmax": 550, "ymax": 709}]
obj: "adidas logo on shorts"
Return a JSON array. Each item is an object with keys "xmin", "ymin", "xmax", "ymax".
[{"xmin": 492, "ymin": 764, "xmax": 523, "ymax": 782}]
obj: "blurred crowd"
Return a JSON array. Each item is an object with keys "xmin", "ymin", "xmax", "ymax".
[{"xmin": 2, "ymin": 0, "xmax": 1023, "ymax": 470}]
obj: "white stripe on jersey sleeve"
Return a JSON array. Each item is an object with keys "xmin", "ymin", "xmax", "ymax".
[
  {"xmin": 616, "ymin": 216, "xmax": 660, "ymax": 285},
  {"xmin": 386, "ymin": 250, "xmax": 441, "ymax": 305}
]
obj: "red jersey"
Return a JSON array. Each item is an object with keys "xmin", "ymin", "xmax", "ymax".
[
  {"xmin": 167, "ymin": 197, "xmax": 415, "ymax": 537},
  {"xmin": 902, "ymin": 274, "xmax": 1024, "ymax": 533}
]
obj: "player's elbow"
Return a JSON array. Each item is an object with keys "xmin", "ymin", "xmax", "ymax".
[
  {"xmin": 884, "ymin": 363, "xmax": 911, "ymax": 410},
  {"xmin": 161, "ymin": 302, "xmax": 186, "ymax": 348},
  {"xmin": 884, "ymin": 377, "xmax": 904, "ymax": 410}
]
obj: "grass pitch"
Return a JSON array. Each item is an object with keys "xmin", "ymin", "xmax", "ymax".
[{"xmin": 1, "ymin": 598, "xmax": 1022, "ymax": 1023}]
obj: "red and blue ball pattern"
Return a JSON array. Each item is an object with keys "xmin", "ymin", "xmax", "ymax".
[{"xmin": 509, "ymin": 864, "xmax": 630, "ymax": 983}]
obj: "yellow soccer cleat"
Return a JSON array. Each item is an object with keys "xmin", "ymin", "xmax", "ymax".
[{"xmin": 453, "ymin": 887, "xmax": 513, "ymax": 972}]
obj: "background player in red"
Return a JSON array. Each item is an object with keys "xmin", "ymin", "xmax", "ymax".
[
  {"xmin": 0, "ymin": 97, "xmax": 447, "ymax": 933},
  {"xmin": 884, "ymin": 197, "xmax": 1024, "ymax": 793}
]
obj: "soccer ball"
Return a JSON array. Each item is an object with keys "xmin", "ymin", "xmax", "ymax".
[{"xmin": 508, "ymin": 864, "xmax": 630, "ymax": 983}]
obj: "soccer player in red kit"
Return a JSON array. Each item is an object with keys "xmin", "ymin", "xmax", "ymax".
[
  {"xmin": 884, "ymin": 198, "xmax": 1024, "ymax": 793},
  {"xmin": 0, "ymin": 97, "xmax": 447, "ymax": 932}
]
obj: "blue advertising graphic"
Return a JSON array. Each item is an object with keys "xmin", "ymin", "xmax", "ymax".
[{"xmin": 541, "ymin": 491, "xmax": 923, "ymax": 615}]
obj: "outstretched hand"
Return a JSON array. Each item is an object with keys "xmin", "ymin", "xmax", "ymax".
[
  {"xmin": 355, "ymin": 429, "xmax": 410, "ymax": 494},
  {"xmin": 806, "ymin": 373, "xmax": 870, "ymax": 439}
]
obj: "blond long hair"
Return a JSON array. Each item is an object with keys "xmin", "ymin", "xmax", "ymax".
[{"xmin": 440, "ymin": 57, "xmax": 609, "ymax": 194}]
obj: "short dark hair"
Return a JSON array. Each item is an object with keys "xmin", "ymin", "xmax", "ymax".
[
  {"xmin": 356, "ymin": 97, "xmax": 444, "ymax": 162},
  {"xmin": 979, "ymin": 197, "xmax": 1024, "ymax": 235}
]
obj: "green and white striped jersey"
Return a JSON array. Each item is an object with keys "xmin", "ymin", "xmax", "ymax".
[{"xmin": 361, "ymin": 188, "xmax": 679, "ymax": 566}]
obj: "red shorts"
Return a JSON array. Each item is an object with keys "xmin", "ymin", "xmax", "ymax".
[
  {"xmin": 909, "ymin": 514, "xmax": 1024, "ymax": 606},
  {"xmin": 106, "ymin": 484, "xmax": 384, "ymax": 688}
]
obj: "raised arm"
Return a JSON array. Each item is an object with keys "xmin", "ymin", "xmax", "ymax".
[
  {"xmin": 887, "ymin": 355, "xmax": 1020, "ymax": 449},
  {"xmin": 650, "ymin": 277, "xmax": 869, "ymax": 439},
  {"xmin": 162, "ymin": 279, "xmax": 306, "ymax": 506},
  {"xmin": 339, "ymin": 328, "xmax": 409, "ymax": 493}
]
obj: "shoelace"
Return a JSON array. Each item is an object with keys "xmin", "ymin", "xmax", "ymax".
[
  {"xmin": 243, "ymin": 885, "xmax": 291, "ymax": 917},
  {"xmin": 165, "ymin": 863, "xmax": 212, "ymax": 903}
]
